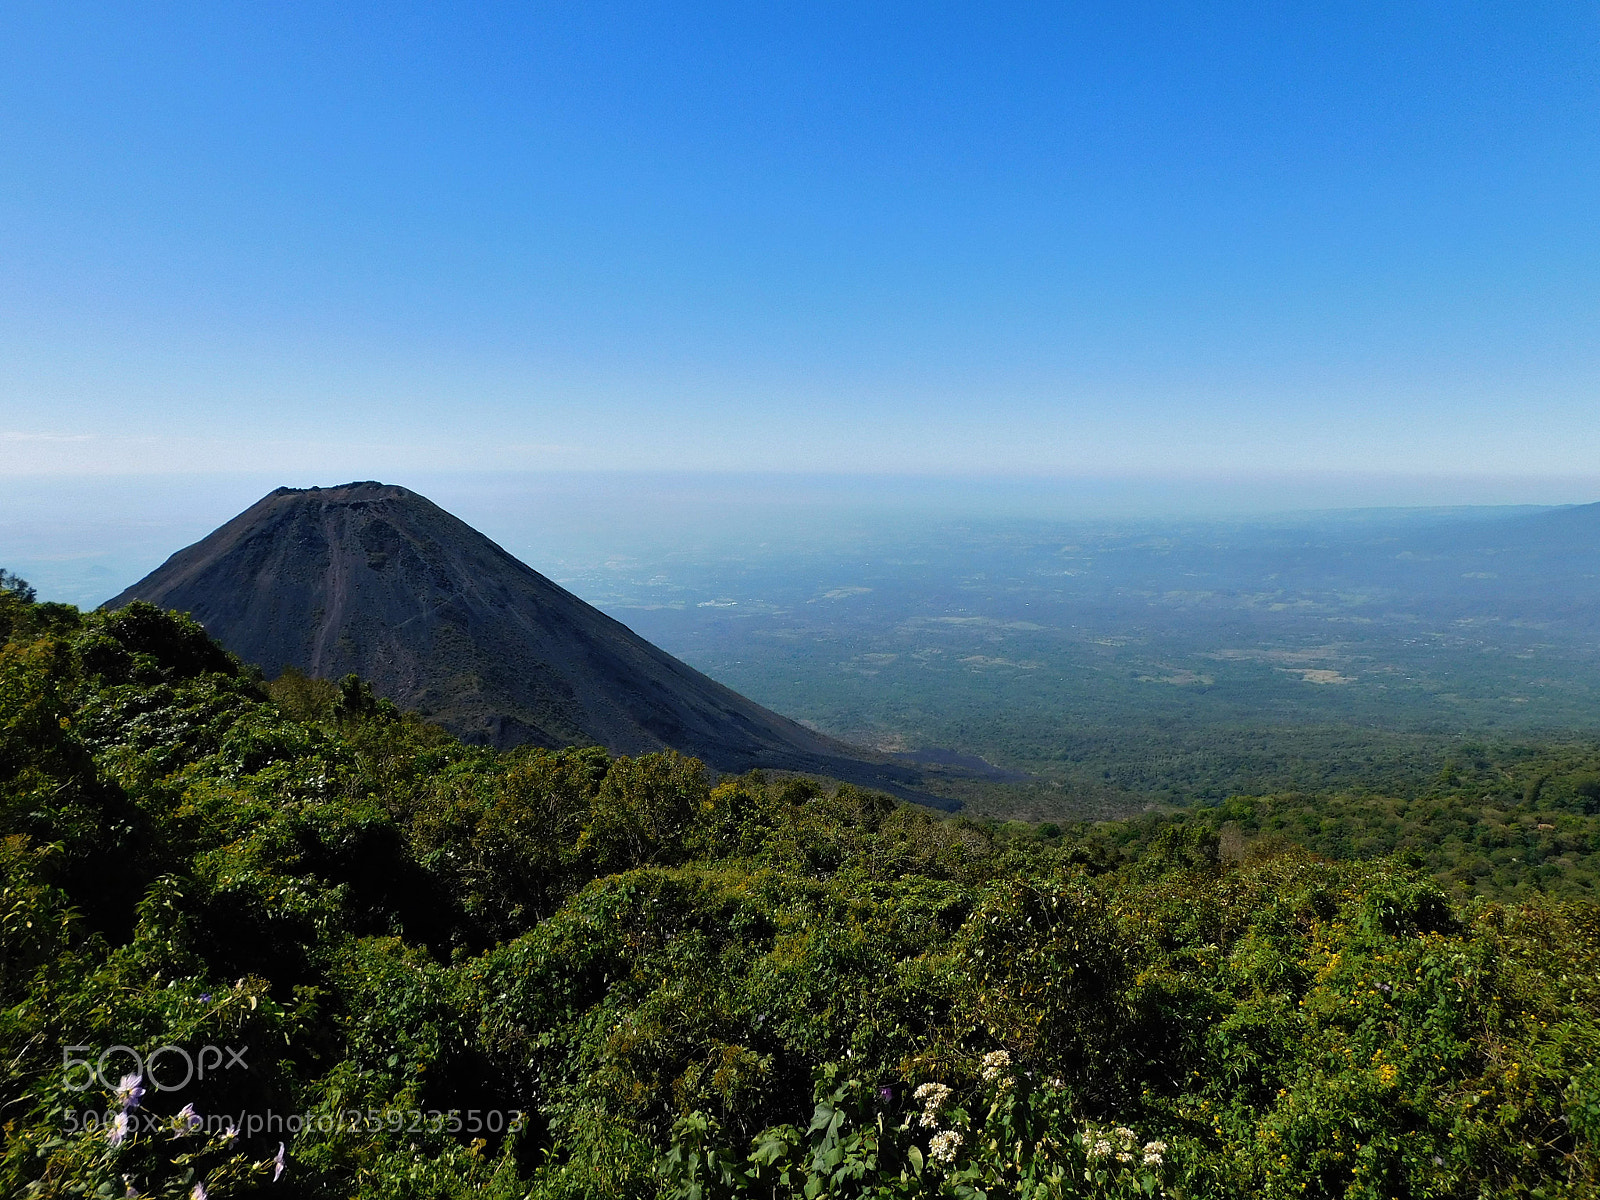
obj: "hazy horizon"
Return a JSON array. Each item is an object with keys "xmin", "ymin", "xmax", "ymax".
[{"xmin": 5, "ymin": 468, "xmax": 1598, "ymax": 609}]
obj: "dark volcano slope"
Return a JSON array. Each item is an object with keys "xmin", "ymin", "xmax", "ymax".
[{"xmin": 106, "ymin": 482, "xmax": 934, "ymax": 795}]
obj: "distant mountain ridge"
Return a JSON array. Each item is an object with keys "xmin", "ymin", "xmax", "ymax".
[{"xmin": 106, "ymin": 482, "xmax": 935, "ymax": 795}]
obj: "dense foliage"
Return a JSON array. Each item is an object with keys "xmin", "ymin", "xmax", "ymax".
[
  {"xmin": 1029, "ymin": 741, "xmax": 1600, "ymax": 903},
  {"xmin": 3, "ymin": 583, "xmax": 1599, "ymax": 1197}
]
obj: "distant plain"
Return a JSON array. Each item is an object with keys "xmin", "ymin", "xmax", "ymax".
[{"xmin": 556, "ymin": 506, "xmax": 1600, "ymax": 816}]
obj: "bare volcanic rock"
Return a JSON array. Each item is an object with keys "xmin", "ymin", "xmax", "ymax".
[{"xmin": 106, "ymin": 482, "xmax": 928, "ymax": 790}]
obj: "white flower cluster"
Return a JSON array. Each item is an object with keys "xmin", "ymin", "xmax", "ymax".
[
  {"xmin": 1113, "ymin": 1127, "xmax": 1136, "ymax": 1163},
  {"xmin": 914, "ymin": 1082, "xmax": 952, "ymax": 1128},
  {"xmin": 915, "ymin": 1088, "xmax": 947, "ymax": 1132},
  {"xmin": 979, "ymin": 1050, "xmax": 1012, "ymax": 1084},
  {"xmin": 928, "ymin": 1129, "xmax": 964, "ymax": 1164},
  {"xmin": 1084, "ymin": 1123, "xmax": 1165, "ymax": 1168}
]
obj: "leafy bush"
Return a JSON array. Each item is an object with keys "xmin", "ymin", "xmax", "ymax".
[{"xmin": 1, "ymin": 583, "xmax": 1598, "ymax": 1197}]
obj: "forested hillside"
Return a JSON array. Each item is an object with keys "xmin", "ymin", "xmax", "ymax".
[
  {"xmin": 1025, "ymin": 742, "xmax": 1600, "ymax": 903},
  {"xmin": 3, "ymin": 578, "xmax": 1599, "ymax": 1198}
]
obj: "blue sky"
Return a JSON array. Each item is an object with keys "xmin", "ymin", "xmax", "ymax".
[{"xmin": 1, "ymin": 2, "xmax": 1596, "ymax": 481}]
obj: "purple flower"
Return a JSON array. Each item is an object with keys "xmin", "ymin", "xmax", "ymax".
[
  {"xmin": 115, "ymin": 1073, "xmax": 144, "ymax": 1111},
  {"xmin": 198, "ymin": 993, "xmax": 213, "ymax": 1003},
  {"xmin": 878, "ymin": 1087, "xmax": 894, "ymax": 1103},
  {"xmin": 273, "ymin": 1141, "xmax": 287, "ymax": 1182},
  {"xmin": 107, "ymin": 1111, "xmax": 130, "ymax": 1146},
  {"xmin": 175, "ymin": 1103, "xmax": 201, "ymax": 1136},
  {"xmin": 192, "ymin": 1184, "xmax": 208, "ymax": 1200}
]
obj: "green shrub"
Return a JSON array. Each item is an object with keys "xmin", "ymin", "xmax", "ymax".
[{"xmin": 2, "ymin": 591, "xmax": 1599, "ymax": 1197}]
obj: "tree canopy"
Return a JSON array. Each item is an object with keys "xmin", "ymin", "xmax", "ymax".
[{"xmin": 1, "ymin": 579, "xmax": 1597, "ymax": 1198}]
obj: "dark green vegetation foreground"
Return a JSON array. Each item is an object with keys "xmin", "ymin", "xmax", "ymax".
[{"xmin": 3, "ymin": 583, "xmax": 1600, "ymax": 1198}]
